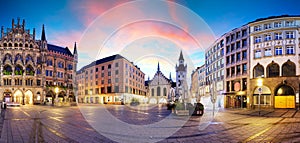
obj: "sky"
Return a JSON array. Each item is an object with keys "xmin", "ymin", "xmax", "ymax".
[{"xmin": 0, "ymin": 0, "xmax": 299, "ymax": 81}]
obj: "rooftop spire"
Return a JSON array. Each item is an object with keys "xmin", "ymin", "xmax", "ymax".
[
  {"xmin": 169, "ymin": 72, "xmax": 172, "ymax": 81},
  {"xmin": 157, "ymin": 62, "xmax": 160, "ymax": 71},
  {"xmin": 41, "ymin": 24, "xmax": 46, "ymax": 41},
  {"xmin": 73, "ymin": 42, "xmax": 78, "ymax": 55},
  {"xmin": 179, "ymin": 50, "xmax": 184, "ymax": 61}
]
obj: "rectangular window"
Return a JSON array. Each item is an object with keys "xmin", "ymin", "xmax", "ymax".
[
  {"xmin": 231, "ymin": 55, "xmax": 235, "ymax": 63},
  {"xmin": 236, "ymin": 53, "xmax": 241, "ymax": 62},
  {"xmin": 114, "ymin": 86, "xmax": 119, "ymax": 93},
  {"xmin": 37, "ymin": 80, "xmax": 41, "ymax": 86},
  {"xmin": 242, "ymin": 64, "xmax": 247, "ymax": 74},
  {"xmin": 115, "ymin": 78, "xmax": 119, "ymax": 83},
  {"xmin": 108, "ymin": 79, "xmax": 111, "ymax": 84},
  {"xmin": 264, "ymin": 23, "xmax": 271, "ymax": 29},
  {"xmin": 236, "ymin": 41, "xmax": 241, "ymax": 49},
  {"xmin": 274, "ymin": 22, "xmax": 282, "ymax": 28},
  {"xmin": 242, "ymin": 29, "xmax": 247, "ymax": 37},
  {"xmin": 108, "ymin": 71, "xmax": 111, "ymax": 76},
  {"xmin": 254, "ymin": 25, "xmax": 261, "ymax": 31},
  {"xmin": 226, "ymin": 56, "xmax": 230, "ymax": 65},
  {"xmin": 101, "ymin": 80, "xmax": 104, "ymax": 84},
  {"xmin": 264, "ymin": 48, "xmax": 272, "ymax": 56},
  {"xmin": 242, "ymin": 39, "xmax": 247, "ymax": 47},
  {"xmin": 255, "ymin": 50, "xmax": 261, "ymax": 58},
  {"xmin": 95, "ymin": 68, "xmax": 98, "ymax": 72},
  {"xmin": 275, "ymin": 47, "xmax": 283, "ymax": 55},
  {"xmin": 254, "ymin": 36, "xmax": 261, "ymax": 43},
  {"xmin": 115, "ymin": 62, "xmax": 119, "ymax": 67},
  {"xmin": 236, "ymin": 65, "xmax": 241, "ymax": 75},
  {"xmin": 242, "ymin": 51, "xmax": 247, "ymax": 60},
  {"xmin": 274, "ymin": 32, "xmax": 282, "ymax": 40},
  {"xmin": 286, "ymin": 21, "xmax": 294, "ymax": 27},
  {"xmin": 286, "ymin": 31, "xmax": 294, "ymax": 39},
  {"xmin": 115, "ymin": 70, "xmax": 119, "ymax": 75},
  {"xmin": 102, "ymin": 66, "xmax": 105, "ymax": 70},
  {"xmin": 101, "ymin": 73, "xmax": 104, "ymax": 77},
  {"xmin": 226, "ymin": 46, "xmax": 230, "ymax": 53},
  {"xmin": 231, "ymin": 67, "xmax": 235, "ymax": 76},
  {"xmin": 286, "ymin": 46, "xmax": 294, "ymax": 55},
  {"xmin": 264, "ymin": 34, "xmax": 271, "ymax": 41}
]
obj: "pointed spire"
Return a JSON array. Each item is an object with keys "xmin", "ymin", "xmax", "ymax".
[
  {"xmin": 157, "ymin": 62, "xmax": 160, "ymax": 71},
  {"xmin": 22, "ymin": 19, "xmax": 25, "ymax": 30},
  {"xmin": 179, "ymin": 50, "xmax": 184, "ymax": 61},
  {"xmin": 169, "ymin": 72, "xmax": 172, "ymax": 81},
  {"xmin": 73, "ymin": 42, "xmax": 78, "ymax": 55},
  {"xmin": 41, "ymin": 24, "xmax": 46, "ymax": 41}
]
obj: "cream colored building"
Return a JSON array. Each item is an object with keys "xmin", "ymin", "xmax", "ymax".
[
  {"xmin": 76, "ymin": 54, "xmax": 146, "ymax": 104},
  {"xmin": 248, "ymin": 15, "xmax": 300, "ymax": 109}
]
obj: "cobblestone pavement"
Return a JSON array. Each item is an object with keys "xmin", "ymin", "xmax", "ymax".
[{"xmin": 1, "ymin": 105, "xmax": 300, "ymax": 142}]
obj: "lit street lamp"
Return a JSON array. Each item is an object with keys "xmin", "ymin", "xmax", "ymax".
[
  {"xmin": 54, "ymin": 87, "xmax": 59, "ymax": 106},
  {"xmin": 257, "ymin": 77, "xmax": 263, "ymax": 116}
]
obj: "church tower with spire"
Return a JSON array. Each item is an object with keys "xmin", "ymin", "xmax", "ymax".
[{"xmin": 175, "ymin": 50, "xmax": 187, "ymax": 101}]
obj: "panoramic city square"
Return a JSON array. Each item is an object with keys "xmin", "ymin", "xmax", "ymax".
[{"xmin": 0, "ymin": 0, "xmax": 300, "ymax": 142}]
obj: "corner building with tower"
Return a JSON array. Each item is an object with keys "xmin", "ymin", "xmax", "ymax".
[{"xmin": 0, "ymin": 18, "xmax": 77, "ymax": 105}]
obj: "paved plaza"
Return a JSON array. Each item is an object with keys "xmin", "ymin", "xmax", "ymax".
[{"xmin": 0, "ymin": 105, "xmax": 300, "ymax": 142}]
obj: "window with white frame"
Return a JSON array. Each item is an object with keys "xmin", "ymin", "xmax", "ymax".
[
  {"xmin": 274, "ymin": 32, "xmax": 282, "ymax": 40},
  {"xmin": 286, "ymin": 21, "xmax": 295, "ymax": 27},
  {"xmin": 286, "ymin": 31, "xmax": 294, "ymax": 39},
  {"xmin": 274, "ymin": 22, "xmax": 282, "ymax": 28},
  {"xmin": 255, "ymin": 50, "xmax": 261, "ymax": 58},
  {"xmin": 264, "ymin": 48, "xmax": 272, "ymax": 56},
  {"xmin": 286, "ymin": 46, "xmax": 294, "ymax": 55},
  {"xmin": 255, "ymin": 36, "xmax": 262, "ymax": 43},
  {"xmin": 254, "ymin": 25, "xmax": 261, "ymax": 31},
  {"xmin": 264, "ymin": 34, "xmax": 271, "ymax": 41},
  {"xmin": 275, "ymin": 47, "xmax": 283, "ymax": 55},
  {"xmin": 264, "ymin": 23, "xmax": 271, "ymax": 29}
]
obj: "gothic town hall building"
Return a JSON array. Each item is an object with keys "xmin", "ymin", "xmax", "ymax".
[{"xmin": 0, "ymin": 18, "xmax": 77, "ymax": 105}]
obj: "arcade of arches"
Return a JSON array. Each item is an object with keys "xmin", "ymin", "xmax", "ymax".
[{"xmin": 1, "ymin": 88, "xmax": 75, "ymax": 105}]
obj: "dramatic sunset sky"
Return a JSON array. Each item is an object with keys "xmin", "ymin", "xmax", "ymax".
[{"xmin": 1, "ymin": 0, "xmax": 299, "ymax": 81}]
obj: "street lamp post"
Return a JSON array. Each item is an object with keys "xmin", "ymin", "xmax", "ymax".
[
  {"xmin": 257, "ymin": 78, "xmax": 263, "ymax": 116},
  {"xmin": 54, "ymin": 87, "xmax": 59, "ymax": 106}
]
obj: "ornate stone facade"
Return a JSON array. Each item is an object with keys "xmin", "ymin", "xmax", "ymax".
[{"xmin": 0, "ymin": 18, "xmax": 77, "ymax": 105}]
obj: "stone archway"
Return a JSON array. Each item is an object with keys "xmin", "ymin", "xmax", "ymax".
[
  {"xmin": 274, "ymin": 84, "xmax": 295, "ymax": 108},
  {"xmin": 46, "ymin": 90, "xmax": 55, "ymax": 105},
  {"xmin": 58, "ymin": 91, "xmax": 66, "ymax": 103},
  {"xmin": 24, "ymin": 90, "xmax": 33, "ymax": 104},
  {"xmin": 13, "ymin": 90, "xmax": 23, "ymax": 104}
]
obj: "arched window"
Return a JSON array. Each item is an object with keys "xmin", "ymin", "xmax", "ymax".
[
  {"xmin": 3, "ymin": 43, "xmax": 7, "ymax": 47},
  {"xmin": 26, "ymin": 65, "xmax": 34, "ymax": 76},
  {"xmin": 163, "ymin": 88, "xmax": 167, "ymax": 96},
  {"xmin": 267, "ymin": 62, "xmax": 279, "ymax": 77},
  {"xmin": 14, "ymin": 43, "xmax": 18, "ymax": 47},
  {"xmin": 8, "ymin": 43, "xmax": 12, "ymax": 47},
  {"xmin": 253, "ymin": 64, "xmax": 264, "ymax": 78},
  {"xmin": 3, "ymin": 53, "xmax": 12, "ymax": 63},
  {"xmin": 58, "ymin": 62, "xmax": 64, "ymax": 68},
  {"xmin": 26, "ymin": 55, "xmax": 33, "ymax": 64},
  {"xmin": 157, "ymin": 87, "xmax": 161, "ymax": 96},
  {"xmin": 15, "ymin": 54, "xmax": 23, "ymax": 63},
  {"xmin": 25, "ymin": 44, "xmax": 28, "ymax": 47},
  {"xmin": 68, "ymin": 64, "xmax": 73, "ymax": 70},
  {"xmin": 15, "ymin": 65, "xmax": 23, "ymax": 75},
  {"xmin": 276, "ymin": 85, "xmax": 295, "ymax": 96},
  {"xmin": 36, "ymin": 68, "xmax": 42, "ymax": 75},
  {"xmin": 19, "ymin": 43, "xmax": 23, "ymax": 47},
  {"xmin": 47, "ymin": 59, "xmax": 53, "ymax": 66},
  {"xmin": 3, "ymin": 65, "xmax": 12, "ymax": 75},
  {"xmin": 282, "ymin": 60, "xmax": 296, "ymax": 76}
]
